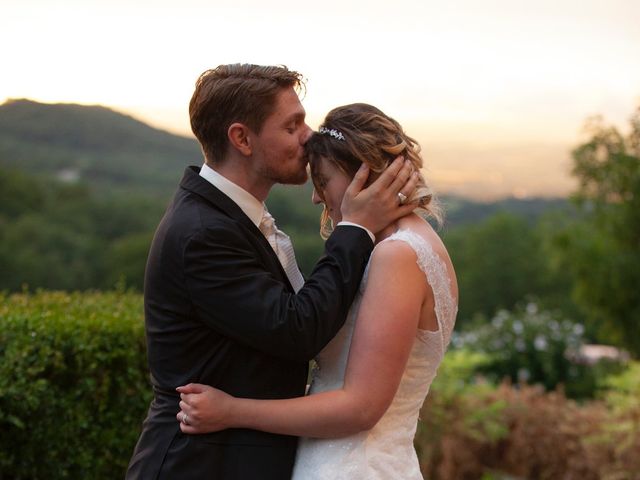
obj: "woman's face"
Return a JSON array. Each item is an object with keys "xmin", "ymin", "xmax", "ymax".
[{"xmin": 311, "ymin": 156, "xmax": 351, "ymax": 225}]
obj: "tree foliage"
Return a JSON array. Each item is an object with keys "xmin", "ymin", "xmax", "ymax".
[
  {"xmin": 0, "ymin": 167, "xmax": 163, "ymax": 291},
  {"xmin": 443, "ymin": 212, "xmax": 568, "ymax": 325},
  {"xmin": 552, "ymin": 107, "xmax": 640, "ymax": 355}
]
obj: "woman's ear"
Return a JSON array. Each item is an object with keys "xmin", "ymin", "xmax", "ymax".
[{"xmin": 228, "ymin": 123, "xmax": 252, "ymax": 156}]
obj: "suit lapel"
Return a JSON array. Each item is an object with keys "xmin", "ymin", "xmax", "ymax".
[{"xmin": 179, "ymin": 166, "xmax": 295, "ymax": 292}]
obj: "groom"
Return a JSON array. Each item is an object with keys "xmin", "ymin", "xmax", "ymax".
[{"xmin": 126, "ymin": 64, "xmax": 417, "ymax": 479}]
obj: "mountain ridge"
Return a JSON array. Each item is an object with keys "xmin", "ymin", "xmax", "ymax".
[
  {"xmin": 0, "ymin": 98, "xmax": 569, "ymax": 221},
  {"xmin": 0, "ymin": 98, "xmax": 200, "ymax": 196}
]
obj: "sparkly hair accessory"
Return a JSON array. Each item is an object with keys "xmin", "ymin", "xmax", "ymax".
[{"xmin": 319, "ymin": 126, "xmax": 345, "ymax": 141}]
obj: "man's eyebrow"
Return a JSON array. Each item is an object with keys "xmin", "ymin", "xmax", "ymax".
[{"xmin": 285, "ymin": 111, "xmax": 306, "ymax": 123}]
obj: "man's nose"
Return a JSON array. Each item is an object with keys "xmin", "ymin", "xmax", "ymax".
[{"xmin": 301, "ymin": 124, "xmax": 313, "ymax": 144}]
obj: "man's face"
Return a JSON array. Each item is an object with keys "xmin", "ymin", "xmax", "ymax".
[{"xmin": 251, "ymin": 88, "xmax": 312, "ymax": 186}]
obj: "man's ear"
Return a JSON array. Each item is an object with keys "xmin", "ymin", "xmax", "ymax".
[{"xmin": 228, "ymin": 123, "xmax": 253, "ymax": 156}]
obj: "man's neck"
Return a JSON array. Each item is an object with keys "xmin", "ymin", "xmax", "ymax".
[{"xmin": 206, "ymin": 160, "xmax": 272, "ymax": 202}]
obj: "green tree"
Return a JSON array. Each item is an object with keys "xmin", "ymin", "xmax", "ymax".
[
  {"xmin": 0, "ymin": 214, "xmax": 105, "ymax": 290},
  {"xmin": 104, "ymin": 232, "xmax": 154, "ymax": 290},
  {"xmin": 443, "ymin": 212, "xmax": 550, "ymax": 325},
  {"xmin": 0, "ymin": 161, "xmax": 170, "ymax": 292},
  {"xmin": 267, "ymin": 183, "xmax": 324, "ymax": 276},
  {"xmin": 0, "ymin": 167, "xmax": 45, "ymax": 219},
  {"xmin": 553, "ymin": 107, "xmax": 640, "ymax": 356}
]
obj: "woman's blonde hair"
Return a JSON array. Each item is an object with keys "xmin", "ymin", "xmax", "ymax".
[{"xmin": 306, "ymin": 103, "xmax": 442, "ymax": 238}]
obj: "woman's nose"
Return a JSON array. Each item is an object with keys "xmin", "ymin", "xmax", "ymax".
[{"xmin": 311, "ymin": 188, "xmax": 322, "ymax": 205}]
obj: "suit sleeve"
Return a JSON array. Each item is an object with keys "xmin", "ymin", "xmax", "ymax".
[{"xmin": 183, "ymin": 224, "xmax": 373, "ymax": 361}]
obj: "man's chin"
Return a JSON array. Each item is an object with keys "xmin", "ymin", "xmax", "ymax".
[{"xmin": 280, "ymin": 170, "xmax": 309, "ymax": 186}]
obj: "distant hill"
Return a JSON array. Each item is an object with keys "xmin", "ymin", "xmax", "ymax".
[
  {"xmin": 0, "ymin": 99, "xmax": 201, "ymax": 197},
  {"xmin": 0, "ymin": 98, "xmax": 569, "ymax": 220},
  {"xmin": 441, "ymin": 195, "xmax": 570, "ymax": 228},
  {"xmin": 0, "ymin": 99, "xmax": 573, "ymax": 288}
]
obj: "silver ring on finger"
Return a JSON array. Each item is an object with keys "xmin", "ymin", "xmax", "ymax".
[
  {"xmin": 182, "ymin": 413, "xmax": 189, "ymax": 425},
  {"xmin": 397, "ymin": 192, "xmax": 408, "ymax": 205}
]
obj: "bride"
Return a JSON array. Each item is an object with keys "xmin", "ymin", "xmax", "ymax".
[{"xmin": 176, "ymin": 103, "xmax": 458, "ymax": 479}]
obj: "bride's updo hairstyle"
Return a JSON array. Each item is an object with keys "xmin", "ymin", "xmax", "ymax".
[{"xmin": 306, "ymin": 103, "xmax": 442, "ymax": 238}]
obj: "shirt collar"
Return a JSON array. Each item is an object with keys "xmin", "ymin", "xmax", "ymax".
[{"xmin": 199, "ymin": 163, "xmax": 265, "ymax": 227}]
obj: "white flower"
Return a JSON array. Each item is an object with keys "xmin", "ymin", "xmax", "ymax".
[
  {"xmin": 465, "ymin": 332, "xmax": 478, "ymax": 344},
  {"xmin": 512, "ymin": 320, "xmax": 524, "ymax": 335},
  {"xmin": 492, "ymin": 310, "xmax": 509, "ymax": 327},
  {"xmin": 534, "ymin": 335, "xmax": 548, "ymax": 351},
  {"xmin": 518, "ymin": 368, "xmax": 530, "ymax": 382}
]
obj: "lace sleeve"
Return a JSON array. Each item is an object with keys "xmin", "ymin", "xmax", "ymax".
[{"xmin": 377, "ymin": 230, "xmax": 458, "ymax": 350}]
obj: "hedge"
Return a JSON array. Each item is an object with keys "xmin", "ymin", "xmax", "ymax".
[{"xmin": 0, "ymin": 291, "xmax": 151, "ymax": 479}]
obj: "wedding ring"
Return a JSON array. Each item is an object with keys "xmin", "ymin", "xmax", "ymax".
[
  {"xmin": 397, "ymin": 192, "xmax": 408, "ymax": 205},
  {"xmin": 182, "ymin": 413, "xmax": 189, "ymax": 425}
]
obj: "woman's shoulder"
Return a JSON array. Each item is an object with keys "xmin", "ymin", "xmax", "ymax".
[
  {"xmin": 393, "ymin": 217, "xmax": 454, "ymax": 266},
  {"xmin": 375, "ymin": 224, "xmax": 457, "ymax": 290},
  {"xmin": 370, "ymin": 231, "xmax": 426, "ymax": 278},
  {"xmin": 372, "ymin": 236, "xmax": 417, "ymax": 261},
  {"xmin": 376, "ymin": 221, "xmax": 437, "ymax": 259}
]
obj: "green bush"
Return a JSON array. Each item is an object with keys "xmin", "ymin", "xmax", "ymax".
[
  {"xmin": 417, "ymin": 357, "xmax": 640, "ymax": 479},
  {"xmin": 453, "ymin": 302, "xmax": 624, "ymax": 398},
  {"xmin": 588, "ymin": 361, "xmax": 640, "ymax": 477},
  {"xmin": 415, "ymin": 349, "xmax": 510, "ymax": 478},
  {"xmin": 0, "ymin": 290, "xmax": 151, "ymax": 479}
]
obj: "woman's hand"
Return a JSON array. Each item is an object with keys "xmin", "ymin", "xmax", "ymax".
[
  {"xmin": 341, "ymin": 156, "xmax": 419, "ymax": 234},
  {"xmin": 176, "ymin": 383, "xmax": 235, "ymax": 434}
]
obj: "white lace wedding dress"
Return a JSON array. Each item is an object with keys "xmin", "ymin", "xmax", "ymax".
[{"xmin": 291, "ymin": 229, "xmax": 457, "ymax": 480}]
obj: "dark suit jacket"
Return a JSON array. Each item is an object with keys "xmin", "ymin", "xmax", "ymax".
[{"xmin": 126, "ymin": 166, "xmax": 373, "ymax": 479}]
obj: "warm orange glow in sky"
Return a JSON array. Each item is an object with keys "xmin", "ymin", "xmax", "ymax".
[{"xmin": 3, "ymin": 0, "xmax": 639, "ymax": 199}]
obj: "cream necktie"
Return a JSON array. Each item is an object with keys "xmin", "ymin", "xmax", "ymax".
[{"xmin": 259, "ymin": 210, "xmax": 305, "ymax": 293}]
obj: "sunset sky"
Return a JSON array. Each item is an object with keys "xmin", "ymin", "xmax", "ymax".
[{"xmin": 3, "ymin": 0, "xmax": 639, "ymax": 199}]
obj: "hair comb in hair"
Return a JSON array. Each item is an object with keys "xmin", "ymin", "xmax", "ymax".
[{"xmin": 318, "ymin": 126, "xmax": 345, "ymax": 141}]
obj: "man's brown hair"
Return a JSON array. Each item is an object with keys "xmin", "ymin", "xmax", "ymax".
[{"xmin": 189, "ymin": 64, "xmax": 304, "ymax": 163}]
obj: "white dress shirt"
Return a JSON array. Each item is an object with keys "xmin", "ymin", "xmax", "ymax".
[
  {"xmin": 199, "ymin": 163, "xmax": 265, "ymax": 227},
  {"xmin": 198, "ymin": 163, "xmax": 375, "ymax": 242}
]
